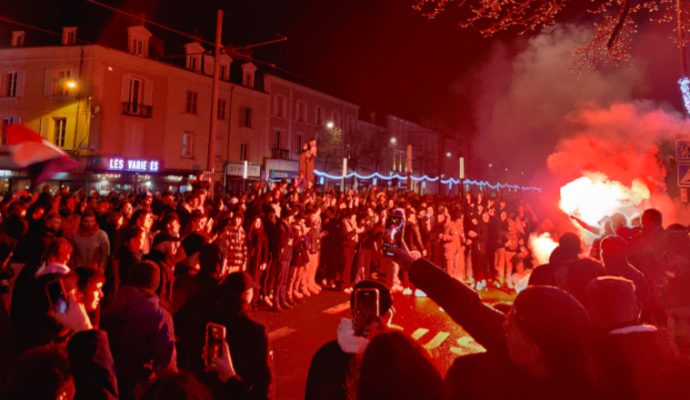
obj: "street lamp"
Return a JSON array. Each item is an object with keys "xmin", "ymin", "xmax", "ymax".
[
  {"xmin": 65, "ymin": 80, "xmax": 78, "ymax": 89},
  {"xmin": 326, "ymin": 121, "xmax": 335, "ymax": 129},
  {"xmin": 390, "ymin": 137, "xmax": 397, "ymax": 145},
  {"xmin": 445, "ymin": 151, "xmax": 452, "ymax": 158}
]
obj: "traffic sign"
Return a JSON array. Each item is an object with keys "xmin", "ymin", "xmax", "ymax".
[{"xmin": 677, "ymin": 163, "xmax": 690, "ymax": 187}]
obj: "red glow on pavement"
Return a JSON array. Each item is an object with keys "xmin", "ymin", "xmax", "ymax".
[{"xmin": 559, "ymin": 172, "xmax": 650, "ymax": 228}]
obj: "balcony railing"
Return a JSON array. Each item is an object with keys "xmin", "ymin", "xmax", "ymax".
[
  {"xmin": 271, "ymin": 148, "xmax": 290, "ymax": 159},
  {"xmin": 122, "ymin": 102, "xmax": 153, "ymax": 118}
]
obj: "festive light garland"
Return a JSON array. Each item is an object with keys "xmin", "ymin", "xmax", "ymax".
[
  {"xmin": 679, "ymin": 76, "xmax": 690, "ymax": 115},
  {"xmin": 314, "ymin": 169, "xmax": 541, "ymax": 192}
]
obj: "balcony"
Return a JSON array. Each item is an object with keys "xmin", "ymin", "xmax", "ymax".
[
  {"xmin": 122, "ymin": 102, "xmax": 153, "ymax": 118},
  {"xmin": 271, "ymin": 148, "xmax": 290, "ymax": 159}
]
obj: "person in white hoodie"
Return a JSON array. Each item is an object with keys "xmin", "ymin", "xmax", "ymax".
[{"xmin": 304, "ymin": 280, "xmax": 394, "ymax": 400}]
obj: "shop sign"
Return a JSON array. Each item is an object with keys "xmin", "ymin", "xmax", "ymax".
[
  {"xmin": 102, "ymin": 157, "xmax": 163, "ymax": 173},
  {"xmin": 226, "ymin": 162, "xmax": 261, "ymax": 178}
]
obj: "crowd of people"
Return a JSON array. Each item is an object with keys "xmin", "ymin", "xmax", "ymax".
[{"xmin": 0, "ymin": 181, "xmax": 688, "ymax": 399}]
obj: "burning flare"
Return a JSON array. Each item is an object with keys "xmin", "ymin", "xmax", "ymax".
[
  {"xmin": 530, "ymin": 232, "xmax": 559, "ymax": 266},
  {"xmin": 559, "ymin": 172, "xmax": 650, "ymax": 227}
]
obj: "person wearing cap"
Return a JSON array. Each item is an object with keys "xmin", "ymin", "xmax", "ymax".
[
  {"xmin": 305, "ymin": 280, "xmax": 394, "ymax": 400},
  {"xmin": 144, "ymin": 232, "xmax": 182, "ymax": 312},
  {"xmin": 176, "ymin": 271, "xmax": 272, "ymax": 399},
  {"xmin": 101, "ymin": 261, "xmax": 178, "ymax": 400},
  {"xmin": 388, "ymin": 245, "xmax": 602, "ymax": 399}
]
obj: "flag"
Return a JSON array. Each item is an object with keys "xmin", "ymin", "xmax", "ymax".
[{"xmin": 0, "ymin": 124, "xmax": 78, "ymax": 185}]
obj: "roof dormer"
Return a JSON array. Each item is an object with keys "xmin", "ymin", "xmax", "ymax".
[
  {"xmin": 127, "ymin": 25, "xmax": 152, "ymax": 57},
  {"xmin": 242, "ymin": 62, "xmax": 257, "ymax": 88},
  {"xmin": 61, "ymin": 27, "xmax": 77, "ymax": 46},
  {"xmin": 10, "ymin": 31, "xmax": 25, "ymax": 47},
  {"xmin": 219, "ymin": 53, "xmax": 232, "ymax": 81},
  {"xmin": 184, "ymin": 42, "xmax": 205, "ymax": 73}
]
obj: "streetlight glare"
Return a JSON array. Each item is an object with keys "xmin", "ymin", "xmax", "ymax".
[
  {"xmin": 445, "ymin": 151, "xmax": 452, "ymax": 158},
  {"xmin": 326, "ymin": 121, "xmax": 334, "ymax": 129},
  {"xmin": 65, "ymin": 80, "xmax": 78, "ymax": 89},
  {"xmin": 390, "ymin": 137, "xmax": 397, "ymax": 144}
]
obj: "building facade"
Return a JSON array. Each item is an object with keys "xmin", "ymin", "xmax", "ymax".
[
  {"xmin": 0, "ymin": 26, "xmax": 270, "ymax": 193},
  {"xmin": 262, "ymin": 73, "xmax": 359, "ymax": 182}
]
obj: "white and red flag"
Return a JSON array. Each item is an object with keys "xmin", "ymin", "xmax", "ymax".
[{"xmin": 0, "ymin": 123, "xmax": 79, "ymax": 185}]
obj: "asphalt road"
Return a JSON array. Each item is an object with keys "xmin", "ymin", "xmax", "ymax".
[{"xmin": 249, "ymin": 286, "xmax": 516, "ymax": 400}]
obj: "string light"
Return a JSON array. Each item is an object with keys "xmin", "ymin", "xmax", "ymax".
[
  {"xmin": 314, "ymin": 169, "xmax": 541, "ymax": 191},
  {"xmin": 679, "ymin": 76, "xmax": 690, "ymax": 115}
]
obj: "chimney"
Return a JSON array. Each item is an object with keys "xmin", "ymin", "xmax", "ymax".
[
  {"xmin": 61, "ymin": 27, "xmax": 77, "ymax": 46},
  {"xmin": 10, "ymin": 31, "xmax": 26, "ymax": 47}
]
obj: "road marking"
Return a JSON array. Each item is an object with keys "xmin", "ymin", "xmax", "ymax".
[
  {"xmin": 322, "ymin": 302, "xmax": 350, "ymax": 315},
  {"xmin": 268, "ymin": 327, "xmax": 297, "ymax": 341},
  {"xmin": 450, "ymin": 336, "xmax": 486, "ymax": 355},
  {"xmin": 423, "ymin": 331, "xmax": 450, "ymax": 350},
  {"xmin": 411, "ymin": 328, "xmax": 430, "ymax": 341}
]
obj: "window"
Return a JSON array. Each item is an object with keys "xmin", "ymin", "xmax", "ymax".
[
  {"xmin": 52, "ymin": 69, "xmax": 72, "ymax": 97},
  {"xmin": 274, "ymin": 129, "xmax": 282, "ymax": 149},
  {"xmin": 240, "ymin": 143, "xmax": 248, "ymax": 161},
  {"xmin": 185, "ymin": 91, "xmax": 198, "ymax": 114},
  {"xmin": 132, "ymin": 38, "xmax": 144, "ymax": 56},
  {"xmin": 67, "ymin": 30, "xmax": 76, "ymax": 45},
  {"xmin": 274, "ymin": 95, "xmax": 287, "ymax": 118},
  {"xmin": 239, "ymin": 106, "xmax": 252, "ymax": 127},
  {"xmin": 189, "ymin": 57, "xmax": 197, "ymax": 71},
  {"xmin": 244, "ymin": 73, "xmax": 252, "ymax": 87},
  {"xmin": 1, "ymin": 72, "xmax": 18, "ymax": 97},
  {"xmin": 11, "ymin": 31, "xmax": 25, "ymax": 47},
  {"xmin": 217, "ymin": 99, "xmax": 226, "ymax": 120},
  {"xmin": 315, "ymin": 106, "xmax": 323, "ymax": 126},
  {"xmin": 295, "ymin": 101, "xmax": 305, "ymax": 122},
  {"xmin": 220, "ymin": 65, "xmax": 227, "ymax": 80},
  {"xmin": 53, "ymin": 117, "xmax": 67, "ymax": 147},
  {"xmin": 333, "ymin": 111, "xmax": 341, "ymax": 127},
  {"xmin": 296, "ymin": 134, "xmax": 302, "ymax": 154},
  {"xmin": 128, "ymin": 78, "xmax": 141, "ymax": 112},
  {"xmin": 182, "ymin": 132, "xmax": 194, "ymax": 158}
]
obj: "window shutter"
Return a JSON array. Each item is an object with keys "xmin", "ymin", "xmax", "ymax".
[
  {"xmin": 16, "ymin": 71, "xmax": 26, "ymax": 97},
  {"xmin": 143, "ymin": 79, "xmax": 153, "ymax": 105},
  {"xmin": 44, "ymin": 68, "xmax": 55, "ymax": 96},
  {"xmin": 121, "ymin": 74, "xmax": 131, "ymax": 102}
]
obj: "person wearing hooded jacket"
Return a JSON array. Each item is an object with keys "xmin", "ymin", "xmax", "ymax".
[
  {"xmin": 305, "ymin": 280, "xmax": 394, "ymax": 400},
  {"xmin": 101, "ymin": 260, "xmax": 177, "ymax": 400}
]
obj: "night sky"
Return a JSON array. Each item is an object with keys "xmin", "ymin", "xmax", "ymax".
[{"xmin": 1, "ymin": 0, "xmax": 498, "ymax": 128}]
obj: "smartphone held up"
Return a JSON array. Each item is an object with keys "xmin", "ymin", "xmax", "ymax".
[
  {"xmin": 205, "ymin": 322, "xmax": 227, "ymax": 368},
  {"xmin": 382, "ymin": 210, "xmax": 405, "ymax": 257},
  {"xmin": 353, "ymin": 288, "xmax": 380, "ymax": 337}
]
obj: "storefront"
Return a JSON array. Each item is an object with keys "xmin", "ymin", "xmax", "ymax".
[
  {"xmin": 264, "ymin": 159, "xmax": 299, "ymax": 184},
  {"xmin": 225, "ymin": 161, "xmax": 261, "ymax": 193}
]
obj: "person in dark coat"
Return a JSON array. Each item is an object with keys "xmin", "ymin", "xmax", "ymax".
[
  {"xmin": 389, "ymin": 246, "xmax": 602, "ymax": 400},
  {"xmin": 172, "ymin": 243, "xmax": 225, "ymax": 314},
  {"xmin": 176, "ymin": 271, "xmax": 272, "ymax": 399},
  {"xmin": 305, "ymin": 280, "xmax": 394, "ymax": 400},
  {"xmin": 247, "ymin": 216, "xmax": 269, "ymax": 306},
  {"xmin": 101, "ymin": 261, "xmax": 177, "ymax": 400},
  {"xmin": 587, "ymin": 276, "xmax": 688, "ymax": 400},
  {"xmin": 144, "ymin": 233, "xmax": 181, "ymax": 311}
]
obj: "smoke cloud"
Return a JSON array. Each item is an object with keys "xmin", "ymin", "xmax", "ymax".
[{"xmin": 462, "ymin": 22, "xmax": 690, "ymax": 224}]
